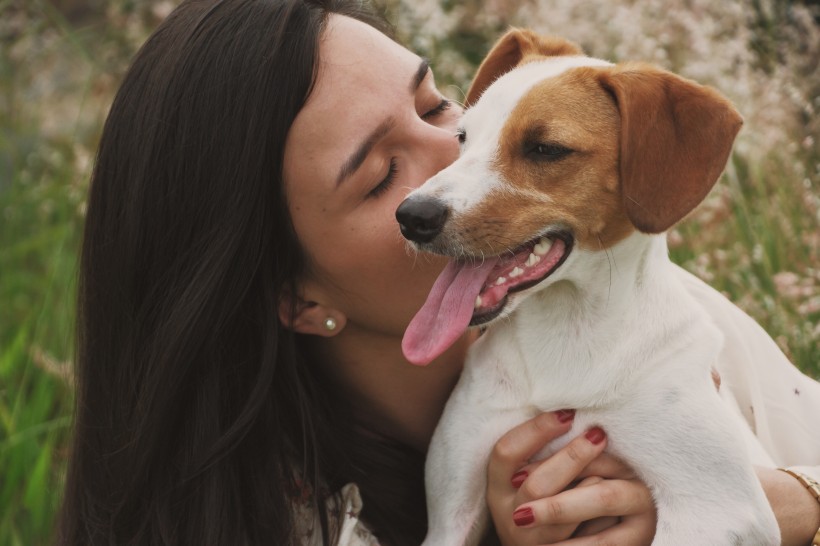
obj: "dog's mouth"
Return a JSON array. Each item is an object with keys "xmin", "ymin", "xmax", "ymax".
[
  {"xmin": 471, "ymin": 231, "xmax": 574, "ymax": 326},
  {"xmin": 402, "ymin": 230, "xmax": 574, "ymax": 366}
]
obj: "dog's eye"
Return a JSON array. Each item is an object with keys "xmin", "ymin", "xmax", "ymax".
[
  {"xmin": 456, "ymin": 129, "xmax": 466, "ymax": 145},
  {"xmin": 529, "ymin": 143, "xmax": 573, "ymax": 161}
]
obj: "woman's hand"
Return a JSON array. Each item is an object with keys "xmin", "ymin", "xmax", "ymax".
[
  {"xmin": 486, "ymin": 411, "xmax": 656, "ymax": 545},
  {"xmin": 756, "ymin": 466, "xmax": 820, "ymax": 546}
]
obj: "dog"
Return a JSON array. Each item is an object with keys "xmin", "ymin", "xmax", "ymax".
[{"xmin": 396, "ymin": 30, "xmax": 781, "ymax": 545}]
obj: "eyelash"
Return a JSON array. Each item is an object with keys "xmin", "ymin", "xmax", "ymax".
[
  {"xmin": 368, "ymin": 158, "xmax": 398, "ymax": 199},
  {"xmin": 421, "ymin": 98, "xmax": 452, "ymax": 120}
]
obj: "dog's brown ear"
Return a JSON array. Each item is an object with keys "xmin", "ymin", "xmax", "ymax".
[
  {"xmin": 598, "ymin": 63, "xmax": 743, "ymax": 233},
  {"xmin": 466, "ymin": 30, "xmax": 582, "ymax": 106}
]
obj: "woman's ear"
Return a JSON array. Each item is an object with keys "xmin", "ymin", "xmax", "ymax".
[{"xmin": 278, "ymin": 291, "xmax": 347, "ymax": 337}]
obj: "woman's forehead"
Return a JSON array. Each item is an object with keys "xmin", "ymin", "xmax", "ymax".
[
  {"xmin": 310, "ymin": 15, "xmax": 419, "ymax": 113},
  {"xmin": 283, "ymin": 16, "xmax": 421, "ymax": 189}
]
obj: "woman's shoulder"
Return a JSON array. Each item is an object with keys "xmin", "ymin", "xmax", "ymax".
[{"xmin": 293, "ymin": 483, "xmax": 380, "ymax": 546}]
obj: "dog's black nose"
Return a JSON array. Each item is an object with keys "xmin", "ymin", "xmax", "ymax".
[{"xmin": 396, "ymin": 197, "xmax": 449, "ymax": 243}]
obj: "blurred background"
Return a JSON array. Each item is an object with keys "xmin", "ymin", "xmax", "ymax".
[{"xmin": 1, "ymin": 0, "xmax": 818, "ymax": 543}]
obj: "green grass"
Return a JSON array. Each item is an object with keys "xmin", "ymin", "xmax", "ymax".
[
  {"xmin": 1, "ymin": 138, "xmax": 82, "ymax": 544},
  {"xmin": 1, "ymin": 1, "xmax": 818, "ymax": 545},
  {"xmin": 670, "ymin": 152, "xmax": 820, "ymax": 375},
  {"xmin": 1, "ymin": 2, "xmax": 111, "ymax": 543}
]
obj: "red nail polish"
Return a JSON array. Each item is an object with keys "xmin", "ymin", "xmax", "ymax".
[
  {"xmin": 556, "ymin": 409, "xmax": 575, "ymax": 423},
  {"xmin": 511, "ymin": 470, "xmax": 528, "ymax": 488},
  {"xmin": 585, "ymin": 426, "xmax": 606, "ymax": 445},
  {"xmin": 513, "ymin": 506, "xmax": 534, "ymax": 527}
]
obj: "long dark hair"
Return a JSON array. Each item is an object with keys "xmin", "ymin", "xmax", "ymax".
[{"xmin": 57, "ymin": 1, "xmax": 427, "ymax": 544}]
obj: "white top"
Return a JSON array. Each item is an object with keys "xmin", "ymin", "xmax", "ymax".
[
  {"xmin": 294, "ymin": 483, "xmax": 380, "ymax": 546},
  {"xmin": 300, "ymin": 265, "xmax": 820, "ymax": 545},
  {"xmin": 675, "ymin": 266, "xmax": 820, "ymax": 479}
]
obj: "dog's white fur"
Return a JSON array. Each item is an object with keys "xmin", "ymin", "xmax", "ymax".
[{"xmin": 406, "ymin": 41, "xmax": 781, "ymax": 546}]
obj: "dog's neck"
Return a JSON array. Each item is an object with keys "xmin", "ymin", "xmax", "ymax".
[{"xmin": 491, "ymin": 231, "xmax": 721, "ymax": 408}]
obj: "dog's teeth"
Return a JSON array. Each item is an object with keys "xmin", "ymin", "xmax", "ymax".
[
  {"xmin": 475, "ymin": 296, "xmax": 483, "ymax": 309},
  {"xmin": 510, "ymin": 267, "xmax": 524, "ymax": 278},
  {"xmin": 534, "ymin": 238, "xmax": 553, "ymax": 256},
  {"xmin": 495, "ymin": 277, "xmax": 506, "ymax": 285},
  {"xmin": 526, "ymin": 253, "xmax": 541, "ymax": 267}
]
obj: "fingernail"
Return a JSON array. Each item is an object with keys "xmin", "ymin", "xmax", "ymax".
[
  {"xmin": 585, "ymin": 426, "xmax": 606, "ymax": 445},
  {"xmin": 555, "ymin": 409, "xmax": 575, "ymax": 423},
  {"xmin": 511, "ymin": 470, "xmax": 528, "ymax": 488},
  {"xmin": 513, "ymin": 506, "xmax": 534, "ymax": 526}
]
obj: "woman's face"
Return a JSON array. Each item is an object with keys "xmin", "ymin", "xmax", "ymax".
[{"xmin": 283, "ymin": 15, "xmax": 461, "ymax": 339}]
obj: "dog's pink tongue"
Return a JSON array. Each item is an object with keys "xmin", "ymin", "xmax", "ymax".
[{"xmin": 403, "ymin": 257, "xmax": 499, "ymax": 366}]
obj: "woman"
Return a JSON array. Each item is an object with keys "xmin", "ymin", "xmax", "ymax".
[{"xmin": 57, "ymin": 0, "xmax": 820, "ymax": 545}]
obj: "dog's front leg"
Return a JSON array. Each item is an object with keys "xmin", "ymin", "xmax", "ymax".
[
  {"xmin": 423, "ymin": 396, "xmax": 532, "ymax": 546},
  {"xmin": 612, "ymin": 382, "xmax": 781, "ymax": 546}
]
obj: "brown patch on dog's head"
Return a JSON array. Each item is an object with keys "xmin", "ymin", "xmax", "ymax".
[
  {"xmin": 464, "ymin": 67, "xmax": 631, "ymax": 253},
  {"xmin": 456, "ymin": 61, "xmax": 742, "ymax": 254},
  {"xmin": 466, "ymin": 29, "xmax": 582, "ymax": 107}
]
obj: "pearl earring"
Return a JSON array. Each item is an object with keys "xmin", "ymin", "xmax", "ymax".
[{"xmin": 323, "ymin": 317, "xmax": 337, "ymax": 331}]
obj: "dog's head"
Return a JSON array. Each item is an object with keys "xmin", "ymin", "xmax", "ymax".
[{"xmin": 399, "ymin": 29, "xmax": 742, "ymax": 365}]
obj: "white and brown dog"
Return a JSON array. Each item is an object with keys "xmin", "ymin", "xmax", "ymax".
[{"xmin": 397, "ymin": 30, "xmax": 780, "ymax": 545}]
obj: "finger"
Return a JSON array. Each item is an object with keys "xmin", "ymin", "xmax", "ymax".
[
  {"xmin": 556, "ymin": 511, "xmax": 656, "ymax": 545},
  {"xmin": 511, "ymin": 476, "xmax": 605, "ymax": 544},
  {"xmin": 511, "ymin": 458, "xmax": 607, "ymax": 491},
  {"xmin": 510, "ymin": 458, "xmax": 558, "ymax": 489},
  {"xmin": 575, "ymin": 475, "xmax": 604, "ymax": 489},
  {"xmin": 488, "ymin": 411, "xmax": 575, "ymax": 490},
  {"xmin": 515, "ymin": 427, "xmax": 607, "ymax": 503},
  {"xmin": 515, "ymin": 478, "xmax": 653, "ymax": 526},
  {"xmin": 578, "ymin": 452, "xmax": 637, "ymax": 481},
  {"xmin": 572, "ymin": 516, "xmax": 620, "ymax": 537},
  {"xmin": 559, "ymin": 477, "xmax": 617, "ymax": 539}
]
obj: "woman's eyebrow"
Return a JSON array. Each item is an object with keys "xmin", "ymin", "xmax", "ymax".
[
  {"xmin": 410, "ymin": 57, "xmax": 430, "ymax": 92},
  {"xmin": 335, "ymin": 58, "xmax": 430, "ymax": 187}
]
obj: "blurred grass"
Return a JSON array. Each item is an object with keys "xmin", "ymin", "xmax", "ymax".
[
  {"xmin": 0, "ymin": 61, "xmax": 83, "ymax": 546},
  {"xmin": 1, "ymin": 1, "xmax": 164, "ymax": 543},
  {"xmin": 0, "ymin": 133, "xmax": 80, "ymax": 543},
  {"xmin": 669, "ymin": 153, "xmax": 820, "ymax": 371},
  {"xmin": 1, "ymin": 0, "xmax": 818, "ymax": 544}
]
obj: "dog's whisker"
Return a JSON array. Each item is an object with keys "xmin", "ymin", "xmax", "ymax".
[
  {"xmin": 625, "ymin": 195, "xmax": 649, "ymax": 212},
  {"xmin": 445, "ymin": 86, "xmax": 467, "ymax": 107},
  {"xmin": 597, "ymin": 235, "xmax": 613, "ymax": 307}
]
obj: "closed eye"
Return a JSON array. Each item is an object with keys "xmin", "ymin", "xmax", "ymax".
[
  {"xmin": 367, "ymin": 158, "xmax": 398, "ymax": 199},
  {"xmin": 422, "ymin": 98, "xmax": 452, "ymax": 120}
]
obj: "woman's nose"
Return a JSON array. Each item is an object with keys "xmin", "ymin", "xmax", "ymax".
[{"xmin": 422, "ymin": 124, "xmax": 461, "ymax": 177}]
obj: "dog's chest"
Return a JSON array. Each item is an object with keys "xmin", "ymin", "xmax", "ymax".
[
  {"xmin": 468, "ymin": 317, "xmax": 640, "ymax": 411},
  {"xmin": 466, "ymin": 288, "xmax": 718, "ymax": 412}
]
